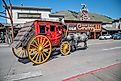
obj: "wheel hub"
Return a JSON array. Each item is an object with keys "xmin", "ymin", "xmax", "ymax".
[
  {"xmin": 64, "ymin": 44, "xmax": 68, "ymax": 50},
  {"xmin": 38, "ymin": 45, "xmax": 43, "ymax": 52}
]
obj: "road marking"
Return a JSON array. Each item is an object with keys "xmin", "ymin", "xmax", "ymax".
[
  {"xmin": 88, "ymin": 41, "xmax": 114, "ymax": 46},
  {"xmin": 88, "ymin": 40, "xmax": 121, "ymax": 46},
  {"xmin": 5, "ymin": 70, "xmax": 42, "ymax": 81},
  {"xmin": 103, "ymin": 46, "xmax": 121, "ymax": 51},
  {"xmin": 62, "ymin": 62, "xmax": 121, "ymax": 81}
]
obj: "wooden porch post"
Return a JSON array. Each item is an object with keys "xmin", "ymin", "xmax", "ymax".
[{"xmin": 94, "ymin": 32, "xmax": 96, "ymax": 39}]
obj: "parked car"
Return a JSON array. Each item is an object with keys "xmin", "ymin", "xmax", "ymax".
[
  {"xmin": 99, "ymin": 34, "xmax": 112, "ymax": 40},
  {"xmin": 112, "ymin": 33, "xmax": 121, "ymax": 40}
]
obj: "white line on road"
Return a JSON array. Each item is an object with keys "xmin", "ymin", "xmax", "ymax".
[
  {"xmin": 103, "ymin": 46, "xmax": 121, "ymax": 51},
  {"xmin": 88, "ymin": 41, "xmax": 114, "ymax": 46},
  {"xmin": 88, "ymin": 40, "xmax": 121, "ymax": 46},
  {"xmin": 5, "ymin": 70, "xmax": 42, "ymax": 81}
]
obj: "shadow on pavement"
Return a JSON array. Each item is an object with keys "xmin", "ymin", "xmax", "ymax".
[
  {"xmin": 18, "ymin": 58, "xmax": 31, "ymax": 64},
  {"xmin": 17, "ymin": 47, "xmax": 88, "ymax": 65}
]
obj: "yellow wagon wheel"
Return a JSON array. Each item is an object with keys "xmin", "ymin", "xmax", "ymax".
[
  {"xmin": 27, "ymin": 35, "xmax": 52, "ymax": 64},
  {"xmin": 12, "ymin": 47, "xmax": 28, "ymax": 59},
  {"xmin": 60, "ymin": 41, "xmax": 71, "ymax": 56}
]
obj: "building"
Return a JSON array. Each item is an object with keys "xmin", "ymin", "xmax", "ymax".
[
  {"xmin": 63, "ymin": 4, "xmax": 102, "ymax": 39},
  {"xmin": 6, "ymin": 5, "xmax": 64, "ymax": 24},
  {"xmin": 112, "ymin": 18, "xmax": 121, "ymax": 30},
  {"xmin": 0, "ymin": 23, "xmax": 13, "ymax": 43},
  {"xmin": 102, "ymin": 18, "xmax": 121, "ymax": 35}
]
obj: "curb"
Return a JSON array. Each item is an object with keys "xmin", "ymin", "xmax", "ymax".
[{"xmin": 63, "ymin": 62, "xmax": 121, "ymax": 81}]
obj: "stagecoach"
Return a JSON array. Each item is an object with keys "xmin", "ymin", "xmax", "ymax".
[{"xmin": 12, "ymin": 20, "xmax": 88, "ymax": 64}]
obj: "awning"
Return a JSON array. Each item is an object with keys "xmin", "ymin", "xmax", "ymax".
[{"xmin": 102, "ymin": 27, "xmax": 120, "ymax": 31}]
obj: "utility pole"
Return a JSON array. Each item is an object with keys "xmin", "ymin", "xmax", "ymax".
[{"xmin": 1, "ymin": 0, "xmax": 14, "ymax": 43}]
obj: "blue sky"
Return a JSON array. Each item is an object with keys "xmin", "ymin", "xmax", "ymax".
[{"xmin": 0, "ymin": 0, "xmax": 121, "ymax": 23}]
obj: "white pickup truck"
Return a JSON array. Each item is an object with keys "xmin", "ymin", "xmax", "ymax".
[{"xmin": 99, "ymin": 34, "xmax": 112, "ymax": 40}]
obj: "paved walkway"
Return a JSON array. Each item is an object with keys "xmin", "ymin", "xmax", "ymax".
[
  {"xmin": 0, "ymin": 43, "xmax": 10, "ymax": 47},
  {"xmin": 63, "ymin": 63, "xmax": 121, "ymax": 81}
]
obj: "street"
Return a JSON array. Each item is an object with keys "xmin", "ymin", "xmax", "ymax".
[{"xmin": 0, "ymin": 39, "xmax": 121, "ymax": 81}]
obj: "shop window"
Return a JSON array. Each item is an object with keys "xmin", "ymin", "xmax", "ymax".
[{"xmin": 18, "ymin": 13, "xmax": 41, "ymax": 19}]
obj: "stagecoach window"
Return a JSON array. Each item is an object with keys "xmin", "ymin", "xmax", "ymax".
[
  {"xmin": 50, "ymin": 25, "xmax": 55, "ymax": 32},
  {"xmin": 58, "ymin": 26, "xmax": 61, "ymax": 31},
  {"xmin": 40, "ymin": 25, "xmax": 45, "ymax": 33}
]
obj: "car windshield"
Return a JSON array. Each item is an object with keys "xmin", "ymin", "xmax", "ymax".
[{"xmin": 113, "ymin": 33, "xmax": 121, "ymax": 36}]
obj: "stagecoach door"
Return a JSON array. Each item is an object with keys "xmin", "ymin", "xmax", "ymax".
[{"xmin": 49, "ymin": 25, "xmax": 62, "ymax": 46}]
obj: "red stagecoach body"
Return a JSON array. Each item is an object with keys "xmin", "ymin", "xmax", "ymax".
[{"xmin": 34, "ymin": 20, "xmax": 63, "ymax": 46}]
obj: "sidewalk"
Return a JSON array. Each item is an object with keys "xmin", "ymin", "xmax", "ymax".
[
  {"xmin": 0, "ymin": 43, "xmax": 10, "ymax": 47},
  {"xmin": 63, "ymin": 63, "xmax": 121, "ymax": 81}
]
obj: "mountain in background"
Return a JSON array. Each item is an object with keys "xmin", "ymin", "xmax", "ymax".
[{"xmin": 52, "ymin": 10, "xmax": 113, "ymax": 23}]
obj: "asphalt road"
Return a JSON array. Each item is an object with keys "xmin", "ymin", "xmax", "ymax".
[{"xmin": 0, "ymin": 39, "xmax": 121, "ymax": 81}]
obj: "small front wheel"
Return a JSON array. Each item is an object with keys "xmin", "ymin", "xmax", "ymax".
[{"xmin": 60, "ymin": 41, "xmax": 71, "ymax": 56}]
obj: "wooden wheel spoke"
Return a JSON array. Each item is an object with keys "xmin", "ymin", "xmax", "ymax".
[
  {"xmin": 44, "ymin": 44, "xmax": 50, "ymax": 48},
  {"xmin": 17, "ymin": 50, "xmax": 21, "ymax": 55},
  {"xmin": 32, "ymin": 53, "xmax": 38, "ymax": 60},
  {"xmin": 43, "ymin": 41, "xmax": 49, "ymax": 47},
  {"xmin": 37, "ymin": 37, "xmax": 40, "ymax": 45},
  {"xmin": 41, "ymin": 53, "xmax": 44, "ymax": 61},
  {"xmin": 19, "ymin": 51, "xmax": 23, "ymax": 57},
  {"xmin": 22, "ymin": 51, "xmax": 25, "ymax": 57},
  {"xmin": 29, "ymin": 48, "xmax": 37, "ymax": 52},
  {"xmin": 30, "ymin": 44, "xmax": 38, "ymax": 48},
  {"xmin": 25, "ymin": 51, "xmax": 28, "ymax": 57},
  {"xmin": 43, "ymin": 52, "xmax": 48, "ymax": 58},
  {"xmin": 42, "ymin": 38, "xmax": 46, "ymax": 45},
  {"xmin": 35, "ymin": 53, "xmax": 40, "ymax": 62},
  {"xmin": 33, "ymin": 40, "xmax": 38, "ymax": 46},
  {"xmin": 38, "ymin": 53, "xmax": 42, "ymax": 62},
  {"xmin": 40, "ymin": 37, "xmax": 42, "ymax": 44},
  {"xmin": 30, "ymin": 51, "xmax": 37, "ymax": 55},
  {"xmin": 43, "ymin": 48, "xmax": 49, "ymax": 52}
]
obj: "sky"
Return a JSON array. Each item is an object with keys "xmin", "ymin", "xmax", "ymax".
[{"xmin": 0, "ymin": 0, "xmax": 121, "ymax": 23}]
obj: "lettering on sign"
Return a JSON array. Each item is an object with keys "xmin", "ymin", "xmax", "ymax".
[
  {"xmin": 67, "ymin": 23, "xmax": 101, "ymax": 32},
  {"xmin": 77, "ymin": 23, "xmax": 95, "ymax": 31}
]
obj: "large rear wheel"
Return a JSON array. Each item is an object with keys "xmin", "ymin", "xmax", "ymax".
[
  {"xmin": 27, "ymin": 35, "xmax": 52, "ymax": 64},
  {"xmin": 60, "ymin": 41, "xmax": 71, "ymax": 56}
]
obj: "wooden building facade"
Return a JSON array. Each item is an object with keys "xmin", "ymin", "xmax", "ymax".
[{"xmin": 65, "ymin": 20, "xmax": 102, "ymax": 39}]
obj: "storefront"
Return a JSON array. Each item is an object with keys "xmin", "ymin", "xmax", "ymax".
[
  {"xmin": 65, "ymin": 20, "xmax": 102, "ymax": 39},
  {"xmin": 0, "ymin": 23, "xmax": 17, "ymax": 44}
]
